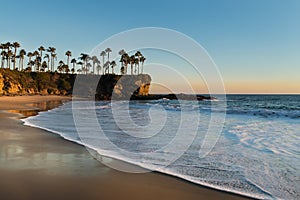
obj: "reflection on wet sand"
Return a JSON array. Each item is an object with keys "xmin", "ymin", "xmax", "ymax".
[{"xmin": 8, "ymin": 100, "xmax": 67, "ymax": 118}]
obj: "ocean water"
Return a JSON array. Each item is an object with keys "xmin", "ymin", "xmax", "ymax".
[{"xmin": 22, "ymin": 95, "xmax": 300, "ymax": 199}]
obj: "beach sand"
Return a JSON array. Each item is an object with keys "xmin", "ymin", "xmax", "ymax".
[{"xmin": 0, "ymin": 95, "xmax": 251, "ymax": 200}]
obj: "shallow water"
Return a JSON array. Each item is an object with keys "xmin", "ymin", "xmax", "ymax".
[{"xmin": 22, "ymin": 95, "xmax": 300, "ymax": 199}]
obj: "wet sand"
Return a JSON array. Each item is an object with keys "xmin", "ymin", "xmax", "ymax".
[{"xmin": 0, "ymin": 95, "xmax": 251, "ymax": 200}]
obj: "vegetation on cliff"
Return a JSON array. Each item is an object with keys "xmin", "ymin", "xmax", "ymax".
[{"xmin": 0, "ymin": 42, "xmax": 146, "ymax": 76}]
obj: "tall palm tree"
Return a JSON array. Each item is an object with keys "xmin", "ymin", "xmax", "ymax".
[
  {"xmin": 100, "ymin": 51, "xmax": 106, "ymax": 72},
  {"xmin": 44, "ymin": 54, "xmax": 50, "ymax": 71},
  {"xmin": 105, "ymin": 48, "xmax": 112, "ymax": 62},
  {"xmin": 33, "ymin": 51, "xmax": 39, "ymax": 72},
  {"xmin": 65, "ymin": 50, "xmax": 72, "ymax": 67},
  {"xmin": 71, "ymin": 58, "xmax": 76, "ymax": 73},
  {"xmin": 51, "ymin": 53, "xmax": 57, "ymax": 71},
  {"xmin": 0, "ymin": 44, "xmax": 5, "ymax": 68},
  {"xmin": 38, "ymin": 46, "xmax": 45, "ymax": 62},
  {"xmin": 47, "ymin": 47, "xmax": 56, "ymax": 71},
  {"xmin": 6, "ymin": 50, "xmax": 13, "ymax": 69},
  {"xmin": 79, "ymin": 53, "xmax": 89, "ymax": 72},
  {"xmin": 91, "ymin": 56, "xmax": 99, "ymax": 74},
  {"xmin": 120, "ymin": 53, "xmax": 129, "ymax": 74},
  {"xmin": 110, "ymin": 61, "xmax": 116, "ymax": 74},
  {"xmin": 118, "ymin": 49, "xmax": 126, "ymax": 73},
  {"xmin": 12, "ymin": 42, "xmax": 20, "ymax": 70},
  {"xmin": 96, "ymin": 64, "xmax": 101, "ymax": 75},
  {"xmin": 130, "ymin": 55, "xmax": 135, "ymax": 75},
  {"xmin": 140, "ymin": 56, "xmax": 146, "ymax": 74},
  {"xmin": 135, "ymin": 51, "xmax": 142, "ymax": 74},
  {"xmin": 134, "ymin": 58, "xmax": 139, "ymax": 74},
  {"xmin": 19, "ymin": 49, "xmax": 26, "ymax": 70}
]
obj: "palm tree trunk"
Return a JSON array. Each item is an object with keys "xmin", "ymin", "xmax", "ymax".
[
  {"xmin": 13, "ymin": 48, "xmax": 17, "ymax": 70},
  {"xmin": 21, "ymin": 58, "xmax": 24, "ymax": 70},
  {"xmin": 1, "ymin": 57, "xmax": 4, "ymax": 68},
  {"xmin": 8, "ymin": 57, "xmax": 11, "ymax": 69}
]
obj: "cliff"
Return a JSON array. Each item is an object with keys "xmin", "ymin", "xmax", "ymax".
[{"xmin": 0, "ymin": 69, "xmax": 151, "ymax": 99}]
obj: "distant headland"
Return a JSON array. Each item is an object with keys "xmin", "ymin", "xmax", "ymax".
[{"xmin": 0, "ymin": 41, "xmax": 213, "ymax": 101}]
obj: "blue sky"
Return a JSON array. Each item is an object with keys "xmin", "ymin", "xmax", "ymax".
[{"xmin": 1, "ymin": 0, "xmax": 299, "ymax": 93}]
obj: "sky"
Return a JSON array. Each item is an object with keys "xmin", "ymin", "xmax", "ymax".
[{"xmin": 1, "ymin": 0, "xmax": 299, "ymax": 94}]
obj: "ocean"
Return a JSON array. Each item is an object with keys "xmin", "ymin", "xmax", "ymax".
[{"xmin": 22, "ymin": 95, "xmax": 300, "ymax": 199}]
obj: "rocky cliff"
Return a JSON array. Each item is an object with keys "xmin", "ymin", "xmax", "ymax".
[{"xmin": 0, "ymin": 69, "xmax": 151, "ymax": 99}]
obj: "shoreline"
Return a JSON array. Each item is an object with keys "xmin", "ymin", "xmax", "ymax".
[{"xmin": 0, "ymin": 95, "xmax": 252, "ymax": 200}]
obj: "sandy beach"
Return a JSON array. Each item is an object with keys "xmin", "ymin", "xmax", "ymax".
[{"xmin": 0, "ymin": 95, "xmax": 251, "ymax": 200}]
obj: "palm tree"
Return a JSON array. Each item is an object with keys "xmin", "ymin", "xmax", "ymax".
[
  {"xmin": 100, "ymin": 51, "xmax": 106, "ymax": 73},
  {"xmin": 12, "ymin": 42, "xmax": 20, "ymax": 70},
  {"xmin": 0, "ymin": 44, "xmax": 6, "ymax": 68},
  {"xmin": 33, "ymin": 51, "xmax": 39, "ymax": 71},
  {"xmin": 123, "ymin": 53, "xmax": 130, "ymax": 74},
  {"xmin": 96, "ymin": 64, "xmax": 101, "ymax": 75},
  {"xmin": 120, "ymin": 66, "xmax": 125, "ymax": 75},
  {"xmin": 27, "ymin": 60, "xmax": 35, "ymax": 71},
  {"xmin": 41, "ymin": 61, "xmax": 47, "ymax": 72},
  {"xmin": 6, "ymin": 50, "xmax": 13, "ymax": 69},
  {"xmin": 1, "ymin": 50, "xmax": 6, "ymax": 68},
  {"xmin": 71, "ymin": 58, "xmax": 76, "ymax": 73},
  {"xmin": 51, "ymin": 53, "xmax": 57, "ymax": 71},
  {"xmin": 63, "ymin": 64, "xmax": 70, "ymax": 74},
  {"xmin": 77, "ymin": 61, "xmax": 83, "ymax": 74},
  {"xmin": 35, "ymin": 57, "xmax": 42, "ymax": 72},
  {"xmin": 19, "ymin": 49, "xmax": 26, "ymax": 70},
  {"xmin": 105, "ymin": 48, "xmax": 112, "ymax": 62},
  {"xmin": 134, "ymin": 58, "xmax": 139, "ymax": 74},
  {"xmin": 86, "ymin": 63, "xmax": 91, "ymax": 74},
  {"xmin": 135, "ymin": 51, "xmax": 142, "ymax": 74},
  {"xmin": 27, "ymin": 52, "xmax": 33, "ymax": 63},
  {"xmin": 65, "ymin": 50, "xmax": 72, "ymax": 67},
  {"xmin": 79, "ymin": 53, "xmax": 89, "ymax": 73},
  {"xmin": 103, "ymin": 61, "xmax": 110, "ymax": 74},
  {"xmin": 47, "ymin": 47, "xmax": 56, "ymax": 71},
  {"xmin": 38, "ymin": 46, "xmax": 45, "ymax": 62},
  {"xmin": 44, "ymin": 54, "xmax": 50, "ymax": 71},
  {"xmin": 130, "ymin": 55, "xmax": 135, "ymax": 75},
  {"xmin": 110, "ymin": 61, "xmax": 116, "ymax": 74},
  {"xmin": 140, "ymin": 56, "xmax": 146, "ymax": 74},
  {"xmin": 57, "ymin": 60, "xmax": 64, "ymax": 73},
  {"xmin": 91, "ymin": 56, "xmax": 99, "ymax": 74},
  {"xmin": 118, "ymin": 49, "xmax": 126, "ymax": 73}
]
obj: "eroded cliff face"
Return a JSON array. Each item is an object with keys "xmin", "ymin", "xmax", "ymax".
[
  {"xmin": 0, "ymin": 69, "xmax": 151, "ymax": 99},
  {"xmin": 0, "ymin": 69, "xmax": 74, "ymax": 96},
  {"xmin": 0, "ymin": 73, "xmax": 4, "ymax": 95},
  {"xmin": 73, "ymin": 74, "xmax": 151, "ymax": 100}
]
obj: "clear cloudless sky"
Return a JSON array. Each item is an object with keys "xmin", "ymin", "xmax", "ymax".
[{"xmin": 1, "ymin": 0, "xmax": 299, "ymax": 93}]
